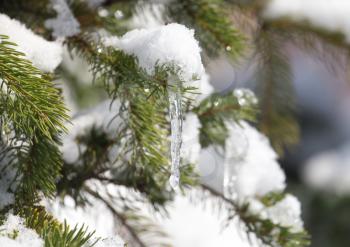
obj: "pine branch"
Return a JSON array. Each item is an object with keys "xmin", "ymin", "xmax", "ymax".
[
  {"xmin": 166, "ymin": 0, "xmax": 245, "ymax": 59},
  {"xmin": 0, "ymin": 35, "xmax": 69, "ymax": 201},
  {"xmin": 0, "ymin": 0, "xmax": 51, "ymax": 32},
  {"xmin": 65, "ymin": 35, "xmax": 198, "ymax": 201},
  {"xmin": 0, "ymin": 35, "xmax": 68, "ymax": 139},
  {"xmin": 85, "ymin": 186, "xmax": 171, "ymax": 247},
  {"xmin": 57, "ymin": 123, "xmax": 197, "ymax": 206},
  {"xmin": 18, "ymin": 206, "xmax": 97, "ymax": 247},
  {"xmin": 265, "ymin": 17, "xmax": 350, "ymax": 75},
  {"xmin": 194, "ymin": 91, "xmax": 258, "ymax": 148},
  {"xmin": 254, "ymin": 28, "xmax": 299, "ymax": 155},
  {"xmin": 200, "ymin": 184, "xmax": 310, "ymax": 247}
]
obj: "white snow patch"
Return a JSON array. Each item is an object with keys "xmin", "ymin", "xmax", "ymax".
[
  {"xmin": 187, "ymin": 73, "xmax": 214, "ymax": 106},
  {"xmin": 0, "ymin": 13, "xmax": 63, "ymax": 72},
  {"xmin": 224, "ymin": 121, "xmax": 286, "ymax": 201},
  {"xmin": 223, "ymin": 120, "xmax": 303, "ymax": 232},
  {"xmin": 47, "ymin": 195, "xmax": 117, "ymax": 239},
  {"xmin": 158, "ymin": 192, "xmax": 259, "ymax": 247},
  {"xmin": 48, "ymin": 188, "xmax": 258, "ymax": 247},
  {"xmin": 247, "ymin": 195, "xmax": 303, "ymax": 233},
  {"xmin": 104, "ymin": 23, "xmax": 204, "ymax": 82},
  {"xmin": 0, "ymin": 214, "xmax": 44, "ymax": 247},
  {"xmin": 46, "ymin": 182, "xmax": 132, "ymax": 246},
  {"xmin": 60, "ymin": 100, "xmax": 121, "ymax": 163},
  {"xmin": 104, "ymin": 23, "xmax": 210, "ymax": 105},
  {"xmin": 265, "ymin": 194, "xmax": 304, "ymax": 232}
]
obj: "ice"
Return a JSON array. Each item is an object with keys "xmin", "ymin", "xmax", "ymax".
[
  {"xmin": 104, "ymin": 23, "xmax": 205, "ymax": 189},
  {"xmin": 168, "ymin": 89, "xmax": 183, "ymax": 190}
]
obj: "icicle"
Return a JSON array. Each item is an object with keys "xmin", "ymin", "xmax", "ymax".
[{"xmin": 168, "ymin": 88, "xmax": 183, "ymax": 190}]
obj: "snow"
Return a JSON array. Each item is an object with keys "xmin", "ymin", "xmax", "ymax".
[
  {"xmin": 60, "ymin": 100, "xmax": 121, "ymax": 164},
  {"xmin": 0, "ymin": 13, "xmax": 63, "ymax": 72},
  {"xmin": 46, "ymin": 182, "xmax": 130, "ymax": 246},
  {"xmin": 47, "ymin": 195, "xmax": 117, "ymax": 239},
  {"xmin": 45, "ymin": 0, "xmax": 81, "ymax": 38},
  {"xmin": 247, "ymin": 194, "xmax": 303, "ymax": 233},
  {"xmin": 224, "ymin": 121, "xmax": 286, "ymax": 201},
  {"xmin": 222, "ymin": 120, "xmax": 304, "ymax": 232},
  {"xmin": 46, "ymin": 194, "xmax": 125, "ymax": 247},
  {"xmin": 104, "ymin": 23, "xmax": 206, "ymax": 188},
  {"xmin": 265, "ymin": 194, "xmax": 304, "ymax": 232},
  {"xmin": 181, "ymin": 113, "xmax": 201, "ymax": 164},
  {"xmin": 186, "ymin": 72, "xmax": 214, "ymax": 106},
  {"xmin": 303, "ymin": 143, "xmax": 350, "ymax": 195},
  {"xmin": 158, "ymin": 193, "xmax": 259, "ymax": 247},
  {"xmin": 104, "ymin": 23, "xmax": 204, "ymax": 82},
  {"xmin": 47, "ymin": 187, "xmax": 258, "ymax": 247},
  {"xmin": 0, "ymin": 214, "xmax": 44, "ymax": 247},
  {"xmin": 0, "ymin": 238, "xmax": 25, "ymax": 247},
  {"xmin": 264, "ymin": 0, "xmax": 350, "ymax": 42}
]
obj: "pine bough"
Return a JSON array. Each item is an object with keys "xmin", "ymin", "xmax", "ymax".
[{"xmin": 0, "ymin": 1, "xmax": 310, "ymax": 246}]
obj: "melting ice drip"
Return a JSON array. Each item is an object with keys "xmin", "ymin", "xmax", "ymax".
[{"xmin": 168, "ymin": 89, "xmax": 183, "ymax": 190}]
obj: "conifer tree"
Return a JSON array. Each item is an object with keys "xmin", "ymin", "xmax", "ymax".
[{"xmin": 4, "ymin": 0, "xmax": 348, "ymax": 246}]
